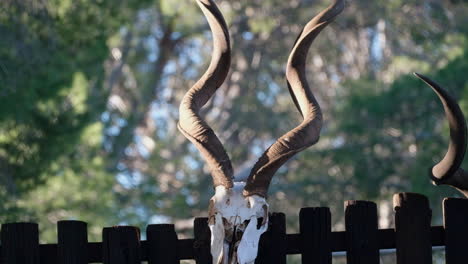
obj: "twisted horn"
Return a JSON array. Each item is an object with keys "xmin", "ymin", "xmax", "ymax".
[
  {"xmin": 414, "ymin": 73, "xmax": 468, "ymax": 197},
  {"xmin": 243, "ymin": 0, "xmax": 346, "ymax": 197},
  {"xmin": 178, "ymin": 0, "xmax": 234, "ymax": 188}
]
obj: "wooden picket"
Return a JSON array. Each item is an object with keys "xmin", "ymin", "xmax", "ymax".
[
  {"xmin": 443, "ymin": 198, "xmax": 468, "ymax": 264},
  {"xmin": 57, "ymin": 221, "xmax": 88, "ymax": 264},
  {"xmin": 1, "ymin": 192, "xmax": 467, "ymax": 263},
  {"xmin": 394, "ymin": 193, "xmax": 432, "ymax": 264},
  {"xmin": 300, "ymin": 207, "xmax": 332, "ymax": 264},
  {"xmin": 344, "ymin": 200, "xmax": 379, "ymax": 264}
]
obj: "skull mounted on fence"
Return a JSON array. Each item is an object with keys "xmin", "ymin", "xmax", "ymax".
[{"xmin": 177, "ymin": 0, "xmax": 346, "ymax": 263}]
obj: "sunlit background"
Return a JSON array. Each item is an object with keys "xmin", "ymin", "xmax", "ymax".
[{"xmin": 1, "ymin": 0, "xmax": 467, "ymax": 263}]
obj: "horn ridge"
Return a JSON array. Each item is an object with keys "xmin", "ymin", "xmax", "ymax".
[
  {"xmin": 414, "ymin": 73, "xmax": 467, "ymax": 182},
  {"xmin": 415, "ymin": 73, "xmax": 468, "ymax": 197},
  {"xmin": 243, "ymin": 0, "xmax": 346, "ymax": 198},
  {"xmin": 178, "ymin": 0, "xmax": 234, "ymax": 188}
]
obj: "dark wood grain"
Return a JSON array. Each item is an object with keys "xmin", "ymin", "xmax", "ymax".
[
  {"xmin": 102, "ymin": 226, "xmax": 141, "ymax": 264},
  {"xmin": 57, "ymin": 220, "xmax": 88, "ymax": 264},
  {"xmin": 444, "ymin": 197, "xmax": 468, "ymax": 264},
  {"xmin": 256, "ymin": 213, "xmax": 287, "ymax": 264},
  {"xmin": 393, "ymin": 192, "xmax": 432, "ymax": 264},
  {"xmin": 300, "ymin": 207, "xmax": 332, "ymax": 264},
  {"xmin": 194, "ymin": 217, "xmax": 212, "ymax": 264},
  {"xmin": 1, "ymin": 223, "xmax": 40, "ymax": 264},
  {"xmin": 147, "ymin": 224, "xmax": 178, "ymax": 264},
  {"xmin": 345, "ymin": 200, "xmax": 379, "ymax": 264}
]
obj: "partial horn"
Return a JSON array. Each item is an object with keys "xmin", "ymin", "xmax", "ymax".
[
  {"xmin": 178, "ymin": 0, "xmax": 233, "ymax": 188},
  {"xmin": 414, "ymin": 73, "xmax": 468, "ymax": 197},
  {"xmin": 243, "ymin": 0, "xmax": 346, "ymax": 197}
]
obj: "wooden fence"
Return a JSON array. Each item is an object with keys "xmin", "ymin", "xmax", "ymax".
[{"xmin": 1, "ymin": 192, "xmax": 468, "ymax": 264}]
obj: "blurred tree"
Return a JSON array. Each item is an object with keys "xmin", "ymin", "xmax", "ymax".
[{"xmin": 0, "ymin": 0, "xmax": 152, "ymax": 240}]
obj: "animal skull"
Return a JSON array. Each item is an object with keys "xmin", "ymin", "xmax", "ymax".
[
  {"xmin": 178, "ymin": 0, "xmax": 468, "ymax": 261},
  {"xmin": 208, "ymin": 183, "xmax": 268, "ymax": 264},
  {"xmin": 178, "ymin": 0, "xmax": 345, "ymax": 263}
]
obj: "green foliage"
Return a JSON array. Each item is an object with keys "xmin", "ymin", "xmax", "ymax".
[
  {"xmin": 326, "ymin": 45, "xmax": 468, "ymax": 206},
  {"xmin": 0, "ymin": 0, "xmax": 153, "ymax": 238}
]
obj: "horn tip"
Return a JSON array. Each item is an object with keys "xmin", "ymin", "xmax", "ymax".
[
  {"xmin": 336, "ymin": 0, "xmax": 346, "ymax": 9},
  {"xmin": 414, "ymin": 72, "xmax": 440, "ymax": 91},
  {"xmin": 329, "ymin": 0, "xmax": 346, "ymax": 17},
  {"xmin": 413, "ymin": 72, "xmax": 426, "ymax": 80}
]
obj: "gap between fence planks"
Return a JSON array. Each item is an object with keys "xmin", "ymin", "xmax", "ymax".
[{"xmin": 1, "ymin": 192, "xmax": 467, "ymax": 264}]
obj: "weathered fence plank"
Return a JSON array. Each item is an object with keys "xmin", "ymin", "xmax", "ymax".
[
  {"xmin": 102, "ymin": 226, "xmax": 141, "ymax": 264},
  {"xmin": 147, "ymin": 224, "xmax": 178, "ymax": 264},
  {"xmin": 0, "ymin": 223, "xmax": 40, "ymax": 264},
  {"xmin": 300, "ymin": 207, "xmax": 332, "ymax": 264},
  {"xmin": 345, "ymin": 200, "xmax": 379, "ymax": 264},
  {"xmin": 444, "ymin": 197, "xmax": 468, "ymax": 264},
  {"xmin": 256, "ymin": 213, "xmax": 287, "ymax": 264},
  {"xmin": 194, "ymin": 217, "xmax": 211, "ymax": 264},
  {"xmin": 57, "ymin": 220, "xmax": 88, "ymax": 264},
  {"xmin": 394, "ymin": 192, "xmax": 432, "ymax": 264}
]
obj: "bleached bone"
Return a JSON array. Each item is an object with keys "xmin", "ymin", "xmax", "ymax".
[
  {"xmin": 178, "ymin": 0, "xmax": 346, "ymax": 262},
  {"xmin": 209, "ymin": 183, "xmax": 268, "ymax": 264}
]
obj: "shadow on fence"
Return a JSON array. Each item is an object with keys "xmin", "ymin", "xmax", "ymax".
[{"xmin": 1, "ymin": 192, "xmax": 468, "ymax": 263}]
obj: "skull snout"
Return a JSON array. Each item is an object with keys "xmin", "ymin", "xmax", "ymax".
[{"xmin": 209, "ymin": 185, "xmax": 270, "ymax": 264}]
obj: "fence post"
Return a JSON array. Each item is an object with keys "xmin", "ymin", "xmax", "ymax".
[
  {"xmin": 194, "ymin": 217, "xmax": 211, "ymax": 264},
  {"xmin": 256, "ymin": 212, "xmax": 287, "ymax": 264},
  {"xmin": 0, "ymin": 223, "xmax": 40, "ymax": 264},
  {"xmin": 102, "ymin": 226, "xmax": 141, "ymax": 264},
  {"xmin": 345, "ymin": 200, "xmax": 379, "ymax": 264},
  {"xmin": 393, "ymin": 192, "xmax": 432, "ymax": 264},
  {"xmin": 147, "ymin": 224, "xmax": 178, "ymax": 264},
  {"xmin": 443, "ymin": 197, "xmax": 468, "ymax": 264},
  {"xmin": 57, "ymin": 220, "xmax": 88, "ymax": 264},
  {"xmin": 299, "ymin": 207, "xmax": 332, "ymax": 264}
]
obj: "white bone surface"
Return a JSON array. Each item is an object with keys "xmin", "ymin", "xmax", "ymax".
[
  {"xmin": 209, "ymin": 182, "xmax": 269, "ymax": 264},
  {"xmin": 209, "ymin": 213, "xmax": 225, "ymax": 264},
  {"xmin": 237, "ymin": 216, "xmax": 267, "ymax": 264}
]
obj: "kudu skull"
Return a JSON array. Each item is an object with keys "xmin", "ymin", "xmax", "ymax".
[
  {"xmin": 178, "ymin": 0, "xmax": 345, "ymax": 263},
  {"xmin": 415, "ymin": 73, "xmax": 468, "ymax": 198}
]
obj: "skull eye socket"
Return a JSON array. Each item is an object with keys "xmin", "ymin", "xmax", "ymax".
[
  {"xmin": 222, "ymin": 217, "xmax": 230, "ymax": 227},
  {"xmin": 257, "ymin": 217, "xmax": 264, "ymax": 229}
]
